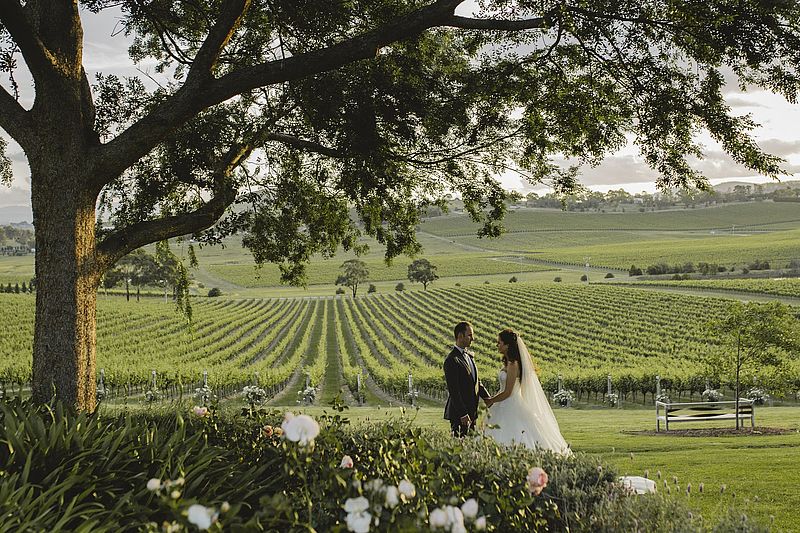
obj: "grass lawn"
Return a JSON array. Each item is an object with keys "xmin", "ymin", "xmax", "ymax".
[{"xmin": 243, "ymin": 404, "xmax": 800, "ymax": 531}]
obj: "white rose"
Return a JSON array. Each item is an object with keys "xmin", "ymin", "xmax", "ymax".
[
  {"xmin": 451, "ymin": 523, "xmax": 467, "ymax": 533},
  {"xmin": 429, "ymin": 508, "xmax": 449, "ymax": 529},
  {"xmin": 282, "ymin": 414, "xmax": 320, "ymax": 445},
  {"xmin": 346, "ymin": 511, "xmax": 372, "ymax": 533},
  {"xmin": 398, "ymin": 479, "xmax": 416, "ymax": 499},
  {"xmin": 384, "ymin": 485, "xmax": 400, "ymax": 508},
  {"xmin": 344, "ymin": 496, "xmax": 370, "ymax": 514},
  {"xmin": 475, "ymin": 516, "xmax": 487, "ymax": 530},
  {"xmin": 146, "ymin": 478, "xmax": 161, "ymax": 492},
  {"xmin": 220, "ymin": 501, "xmax": 230, "ymax": 513},
  {"xmin": 364, "ymin": 478, "xmax": 384, "ymax": 493},
  {"xmin": 187, "ymin": 504, "xmax": 213, "ymax": 530},
  {"xmin": 461, "ymin": 498, "xmax": 479, "ymax": 520},
  {"xmin": 445, "ymin": 505, "xmax": 464, "ymax": 527},
  {"xmin": 340, "ymin": 455, "xmax": 354, "ymax": 468}
]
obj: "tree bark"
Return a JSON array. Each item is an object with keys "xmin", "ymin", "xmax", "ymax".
[{"xmin": 29, "ymin": 136, "xmax": 102, "ymax": 412}]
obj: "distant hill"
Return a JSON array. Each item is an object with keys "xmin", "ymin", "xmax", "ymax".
[
  {"xmin": 0, "ymin": 206, "xmax": 33, "ymax": 226},
  {"xmin": 713, "ymin": 180, "xmax": 800, "ymax": 194}
]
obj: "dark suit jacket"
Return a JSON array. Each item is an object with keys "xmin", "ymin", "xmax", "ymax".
[{"xmin": 443, "ymin": 346, "xmax": 489, "ymax": 422}]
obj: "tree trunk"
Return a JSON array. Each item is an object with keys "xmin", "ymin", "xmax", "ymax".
[{"xmin": 30, "ymin": 163, "xmax": 101, "ymax": 412}]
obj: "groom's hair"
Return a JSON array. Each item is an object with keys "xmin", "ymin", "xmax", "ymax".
[{"xmin": 454, "ymin": 322, "xmax": 471, "ymax": 340}]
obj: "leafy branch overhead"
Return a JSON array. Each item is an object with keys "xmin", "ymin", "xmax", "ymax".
[{"xmin": 3, "ymin": 1, "xmax": 799, "ymax": 283}]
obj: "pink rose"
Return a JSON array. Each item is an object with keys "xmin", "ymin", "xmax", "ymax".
[
  {"xmin": 262, "ymin": 425, "xmax": 274, "ymax": 438},
  {"xmin": 192, "ymin": 406, "xmax": 209, "ymax": 417},
  {"xmin": 340, "ymin": 455, "xmax": 354, "ymax": 468},
  {"xmin": 527, "ymin": 467, "xmax": 549, "ymax": 496}
]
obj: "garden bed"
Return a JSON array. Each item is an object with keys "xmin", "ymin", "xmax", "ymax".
[{"xmin": 626, "ymin": 427, "xmax": 795, "ymax": 437}]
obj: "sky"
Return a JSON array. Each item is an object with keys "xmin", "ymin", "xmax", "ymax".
[{"xmin": 2, "ymin": 5, "xmax": 800, "ymax": 213}]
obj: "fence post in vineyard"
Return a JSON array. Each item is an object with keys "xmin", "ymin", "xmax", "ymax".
[
  {"xmin": 254, "ymin": 372, "xmax": 260, "ymax": 386},
  {"xmin": 203, "ymin": 370, "xmax": 208, "ymax": 388},
  {"xmin": 656, "ymin": 375, "xmax": 661, "ymax": 403},
  {"xmin": 557, "ymin": 374, "xmax": 563, "ymax": 393},
  {"xmin": 305, "ymin": 372, "xmax": 311, "ymax": 389},
  {"xmin": 357, "ymin": 372, "xmax": 362, "ymax": 405},
  {"xmin": 408, "ymin": 371, "xmax": 414, "ymax": 407}
]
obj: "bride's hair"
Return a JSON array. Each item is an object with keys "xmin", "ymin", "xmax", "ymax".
[{"xmin": 499, "ymin": 329, "xmax": 522, "ymax": 381}]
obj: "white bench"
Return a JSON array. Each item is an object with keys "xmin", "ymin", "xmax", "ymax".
[{"xmin": 655, "ymin": 399, "xmax": 755, "ymax": 432}]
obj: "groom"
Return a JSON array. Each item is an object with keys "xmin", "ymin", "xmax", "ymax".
[{"xmin": 443, "ymin": 321, "xmax": 490, "ymax": 437}]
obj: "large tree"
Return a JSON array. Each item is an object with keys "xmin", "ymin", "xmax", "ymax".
[{"xmin": 1, "ymin": 1, "xmax": 800, "ymax": 410}]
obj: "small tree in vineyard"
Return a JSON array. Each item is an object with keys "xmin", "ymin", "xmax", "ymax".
[
  {"xmin": 408, "ymin": 259, "xmax": 439, "ymax": 290},
  {"xmin": 705, "ymin": 301, "xmax": 800, "ymax": 429},
  {"xmin": 336, "ymin": 259, "xmax": 369, "ymax": 298}
]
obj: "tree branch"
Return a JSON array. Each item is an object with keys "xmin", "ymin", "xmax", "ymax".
[
  {"xmin": 0, "ymin": 0, "xmax": 58, "ymax": 83},
  {"xmin": 94, "ymin": 0, "xmax": 464, "ymax": 182},
  {"xmin": 96, "ymin": 126, "xmax": 267, "ymax": 268},
  {"xmin": 264, "ymin": 132, "xmax": 345, "ymax": 158},
  {"xmin": 443, "ymin": 15, "xmax": 549, "ymax": 31},
  {"xmin": 0, "ymin": 83, "xmax": 32, "ymax": 143},
  {"xmin": 185, "ymin": 0, "xmax": 251, "ymax": 87}
]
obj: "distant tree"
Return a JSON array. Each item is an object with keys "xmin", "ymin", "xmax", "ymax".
[
  {"xmin": 207, "ymin": 287, "xmax": 222, "ymax": 297},
  {"xmin": 604, "ymin": 273, "xmax": 614, "ymax": 279},
  {"xmin": 629, "ymin": 265, "xmax": 643, "ymax": 277},
  {"xmin": 509, "ymin": 276, "xmax": 518, "ymax": 283},
  {"xmin": 553, "ymin": 277, "xmax": 562, "ymax": 283},
  {"xmin": 395, "ymin": 283, "xmax": 405, "ymax": 292},
  {"xmin": 407, "ymin": 259, "xmax": 439, "ymax": 290},
  {"xmin": 335, "ymin": 287, "xmax": 346, "ymax": 295},
  {"xmin": 706, "ymin": 302, "xmax": 800, "ymax": 429},
  {"xmin": 336, "ymin": 259, "xmax": 369, "ymax": 298},
  {"xmin": 580, "ymin": 274, "xmax": 588, "ymax": 282},
  {"xmin": 367, "ymin": 284, "xmax": 377, "ymax": 293},
  {"xmin": 21, "ymin": 281, "xmax": 27, "ymax": 293},
  {"xmin": 14, "ymin": 283, "xmax": 20, "ymax": 294},
  {"xmin": 484, "ymin": 280, "xmax": 491, "ymax": 284}
]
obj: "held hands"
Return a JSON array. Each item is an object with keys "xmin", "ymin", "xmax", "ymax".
[
  {"xmin": 459, "ymin": 414, "xmax": 472, "ymax": 427},
  {"xmin": 483, "ymin": 397, "xmax": 494, "ymax": 408}
]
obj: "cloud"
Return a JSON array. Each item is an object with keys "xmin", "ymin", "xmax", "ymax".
[
  {"xmin": 756, "ymin": 139, "xmax": 800, "ymax": 157},
  {"xmin": 724, "ymin": 95, "xmax": 767, "ymax": 109}
]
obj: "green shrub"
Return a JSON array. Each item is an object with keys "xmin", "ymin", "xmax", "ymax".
[
  {"xmin": 604, "ymin": 273, "xmax": 614, "ymax": 279},
  {"xmin": 368, "ymin": 284, "xmax": 377, "ymax": 293},
  {"xmin": 207, "ymin": 287, "xmax": 222, "ymax": 297},
  {"xmin": 0, "ymin": 398, "xmax": 766, "ymax": 532},
  {"xmin": 553, "ymin": 277, "xmax": 562, "ymax": 282},
  {"xmin": 395, "ymin": 282, "xmax": 405, "ymax": 291}
]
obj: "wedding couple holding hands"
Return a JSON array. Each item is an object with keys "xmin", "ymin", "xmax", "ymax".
[{"xmin": 443, "ymin": 322, "xmax": 571, "ymax": 455}]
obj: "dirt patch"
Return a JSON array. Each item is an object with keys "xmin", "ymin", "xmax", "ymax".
[{"xmin": 625, "ymin": 427, "xmax": 796, "ymax": 437}]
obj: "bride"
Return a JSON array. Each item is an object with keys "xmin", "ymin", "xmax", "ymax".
[{"xmin": 484, "ymin": 329, "xmax": 571, "ymax": 454}]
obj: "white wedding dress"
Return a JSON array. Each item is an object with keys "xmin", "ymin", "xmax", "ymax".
[{"xmin": 485, "ymin": 338, "xmax": 571, "ymax": 455}]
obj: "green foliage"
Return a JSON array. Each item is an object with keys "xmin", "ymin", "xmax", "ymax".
[
  {"xmin": 395, "ymin": 282, "xmax": 405, "ymax": 292},
  {"xmin": 407, "ymin": 258, "xmax": 439, "ymax": 290},
  {"xmin": 635, "ymin": 278, "xmax": 800, "ymax": 298},
  {"xmin": 0, "ymin": 398, "xmax": 761, "ymax": 531},
  {"xmin": 336, "ymin": 259, "xmax": 369, "ymax": 298},
  {"xmin": 207, "ymin": 287, "xmax": 222, "ymax": 297},
  {"xmin": 0, "ymin": 397, "xmax": 282, "ymax": 531},
  {"xmin": 705, "ymin": 302, "xmax": 800, "ymax": 421},
  {"xmin": 367, "ymin": 284, "xmax": 377, "ymax": 294}
]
